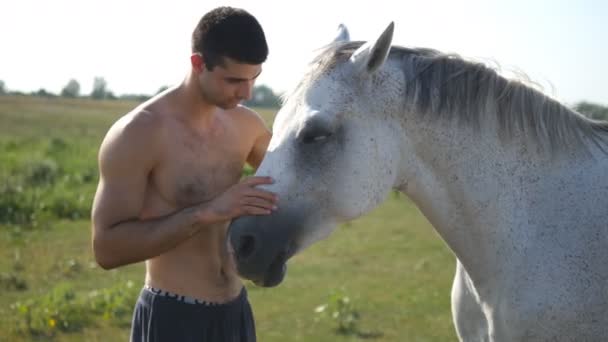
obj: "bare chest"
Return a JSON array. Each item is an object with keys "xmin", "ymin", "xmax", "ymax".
[{"xmin": 152, "ymin": 126, "xmax": 248, "ymax": 208}]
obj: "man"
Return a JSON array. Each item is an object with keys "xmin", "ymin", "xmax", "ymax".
[{"xmin": 91, "ymin": 7, "xmax": 277, "ymax": 342}]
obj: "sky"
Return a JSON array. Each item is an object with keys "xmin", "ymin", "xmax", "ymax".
[{"xmin": 1, "ymin": 0, "xmax": 606, "ymax": 106}]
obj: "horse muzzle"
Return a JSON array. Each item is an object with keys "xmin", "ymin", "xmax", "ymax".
[{"xmin": 227, "ymin": 212, "xmax": 301, "ymax": 287}]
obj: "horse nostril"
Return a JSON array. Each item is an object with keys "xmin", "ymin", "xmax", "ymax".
[{"xmin": 237, "ymin": 235, "xmax": 256, "ymax": 260}]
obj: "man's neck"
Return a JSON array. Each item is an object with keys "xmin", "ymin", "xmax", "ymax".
[{"xmin": 176, "ymin": 73, "xmax": 218, "ymax": 127}]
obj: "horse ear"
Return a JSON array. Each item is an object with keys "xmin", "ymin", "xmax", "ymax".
[
  {"xmin": 331, "ymin": 24, "xmax": 350, "ymax": 44},
  {"xmin": 349, "ymin": 22, "xmax": 394, "ymax": 74}
]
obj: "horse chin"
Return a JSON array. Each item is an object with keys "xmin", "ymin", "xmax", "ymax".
[{"xmin": 252, "ymin": 263, "xmax": 286, "ymax": 287}]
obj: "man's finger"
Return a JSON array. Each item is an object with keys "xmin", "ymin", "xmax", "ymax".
[
  {"xmin": 244, "ymin": 198, "xmax": 277, "ymax": 210},
  {"xmin": 244, "ymin": 189, "xmax": 278, "ymax": 202},
  {"xmin": 244, "ymin": 206, "xmax": 272, "ymax": 215},
  {"xmin": 243, "ymin": 176, "xmax": 274, "ymax": 186}
]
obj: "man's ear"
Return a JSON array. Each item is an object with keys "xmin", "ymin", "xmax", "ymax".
[{"xmin": 191, "ymin": 53, "xmax": 204, "ymax": 72}]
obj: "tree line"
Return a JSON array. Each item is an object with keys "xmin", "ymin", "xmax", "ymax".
[
  {"xmin": 0, "ymin": 78, "xmax": 282, "ymax": 108},
  {"xmin": 0, "ymin": 78, "xmax": 607, "ymax": 117},
  {"xmin": 573, "ymin": 102, "xmax": 608, "ymax": 121}
]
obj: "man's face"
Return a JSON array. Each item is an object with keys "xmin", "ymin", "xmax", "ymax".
[{"xmin": 198, "ymin": 57, "xmax": 262, "ymax": 109}]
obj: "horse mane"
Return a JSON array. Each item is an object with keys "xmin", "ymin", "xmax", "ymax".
[{"xmin": 285, "ymin": 41, "xmax": 608, "ymax": 154}]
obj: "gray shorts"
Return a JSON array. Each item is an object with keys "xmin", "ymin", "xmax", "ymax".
[{"xmin": 130, "ymin": 285, "xmax": 256, "ymax": 342}]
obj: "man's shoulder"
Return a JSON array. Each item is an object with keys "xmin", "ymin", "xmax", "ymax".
[
  {"xmin": 114, "ymin": 87, "xmax": 176, "ymax": 134},
  {"xmin": 100, "ymin": 103, "xmax": 166, "ymax": 158},
  {"xmin": 230, "ymin": 105, "xmax": 269, "ymax": 128},
  {"xmin": 112, "ymin": 107, "xmax": 164, "ymax": 139},
  {"xmin": 97, "ymin": 106, "xmax": 164, "ymax": 174}
]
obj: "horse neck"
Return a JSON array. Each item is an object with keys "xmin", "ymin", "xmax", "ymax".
[{"xmin": 395, "ymin": 110, "xmax": 558, "ymax": 284}]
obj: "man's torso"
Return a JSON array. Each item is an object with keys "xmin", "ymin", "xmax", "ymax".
[{"xmin": 132, "ymin": 93, "xmax": 260, "ymax": 302}]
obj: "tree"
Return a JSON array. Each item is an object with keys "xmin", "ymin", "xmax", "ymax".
[
  {"xmin": 108, "ymin": 91, "xmax": 117, "ymax": 100},
  {"xmin": 61, "ymin": 79, "xmax": 80, "ymax": 98},
  {"xmin": 91, "ymin": 77, "xmax": 109, "ymax": 99},
  {"xmin": 33, "ymin": 88, "xmax": 55, "ymax": 97},
  {"xmin": 156, "ymin": 86, "xmax": 169, "ymax": 94},
  {"xmin": 0, "ymin": 80, "xmax": 5, "ymax": 95},
  {"xmin": 119, "ymin": 93, "xmax": 150, "ymax": 102},
  {"xmin": 574, "ymin": 101, "xmax": 608, "ymax": 121},
  {"xmin": 244, "ymin": 85, "xmax": 281, "ymax": 108}
]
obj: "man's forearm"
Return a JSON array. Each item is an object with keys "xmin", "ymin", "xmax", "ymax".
[{"xmin": 93, "ymin": 204, "xmax": 220, "ymax": 269}]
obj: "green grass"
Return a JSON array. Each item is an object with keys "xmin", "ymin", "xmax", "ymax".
[{"xmin": 0, "ymin": 95, "xmax": 457, "ymax": 341}]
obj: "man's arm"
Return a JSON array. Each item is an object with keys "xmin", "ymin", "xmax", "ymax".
[
  {"xmin": 245, "ymin": 110, "xmax": 272, "ymax": 169},
  {"xmin": 91, "ymin": 112, "xmax": 277, "ymax": 270},
  {"xmin": 91, "ymin": 112, "xmax": 204, "ymax": 269}
]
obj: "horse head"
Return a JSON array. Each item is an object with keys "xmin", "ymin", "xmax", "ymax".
[{"xmin": 227, "ymin": 23, "xmax": 409, "ymax": 287}]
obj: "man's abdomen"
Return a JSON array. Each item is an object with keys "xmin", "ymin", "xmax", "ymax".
[{"xmin": 145, "ymin": 223, "xmax": 243, "ymax": 303}]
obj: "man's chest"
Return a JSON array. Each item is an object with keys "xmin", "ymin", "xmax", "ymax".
[{"xmin": 152, "ymin": 129, "xmax": 251, "ymax": 207}]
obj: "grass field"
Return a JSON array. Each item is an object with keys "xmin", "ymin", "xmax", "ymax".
[{"xmin": 0, "ymin": 95, "xmax": 457, "ymax": 341}]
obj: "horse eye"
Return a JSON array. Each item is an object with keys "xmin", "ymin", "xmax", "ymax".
[{"xmin": 302, "ymin": 131, "xmax": 332, "ymax": 144}]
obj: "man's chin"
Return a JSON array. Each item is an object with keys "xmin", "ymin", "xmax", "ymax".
[{"xmin": 217, "ymin": 100, "xmax": 241, "ymax": 110}]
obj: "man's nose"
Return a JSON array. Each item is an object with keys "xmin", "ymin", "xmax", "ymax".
[{"xmin": 237, "ymin": 81, "xmax": 253, "ymax": 100}]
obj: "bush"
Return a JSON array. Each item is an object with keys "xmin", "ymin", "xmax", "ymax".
[
  {"xmin": 88, "ymin": 280, "xmax": 139, "ymax": 325},
  {"xmin": 315, "ymin": 288, "xmax": 361, "ymax": 334},
  {"xmin": 11, "ymin": 284, "xmax": 92, "ymax": 337},
  {"xmin": 45, "ymin": 187, "xmax": 90, "ymax": 220},
  {"xmin": 23, "ymin": 159, "xmax": 60, "ymax": 186},
  {"xmin": 0, "ymin": 272, "xmax": 28, "ymax": 291},
  {"xmin": 0, "ymin": 153, "xmax": 93, "ymax": 226},
  {"xmin": 10, "ymin": 281, "xmax": 139, "ymax": 338},
  {"xmin": 0, "ymin": 181, "xmax": 40, "ymax": 226}
]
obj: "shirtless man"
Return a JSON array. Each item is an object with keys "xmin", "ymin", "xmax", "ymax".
[{"xmin": 91, "ymin": 7, "xmax": 276, "ymax": 341}]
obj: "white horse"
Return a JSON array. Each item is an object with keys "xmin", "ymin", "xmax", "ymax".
[{"xmin": 228, "ymin": 23, "xmax": 608, "ymax": 341}]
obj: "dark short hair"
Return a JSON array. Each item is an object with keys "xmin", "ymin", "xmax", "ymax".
[{"xmin": 192, "ymin": 7, "xmax": 268, "ymax": 70}]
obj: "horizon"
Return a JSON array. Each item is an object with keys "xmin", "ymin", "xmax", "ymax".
[{"xmin": 1, "ymin": 0, "xmax": 606, "ymax": 106}]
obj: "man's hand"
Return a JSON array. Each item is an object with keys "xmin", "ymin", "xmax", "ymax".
[{"xmin": 202, "ymin": 176, "xmax": 278, "ymax": 222}]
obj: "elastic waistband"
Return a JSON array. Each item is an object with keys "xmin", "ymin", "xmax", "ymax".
[{"xmin": 142, "ymin": 285, "xmax": 246, "ymax": 306}]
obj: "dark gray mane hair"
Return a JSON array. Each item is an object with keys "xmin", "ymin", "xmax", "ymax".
[{"xmin": 285, "ymin": 41, "xmax": 608, "ymax": 154}]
